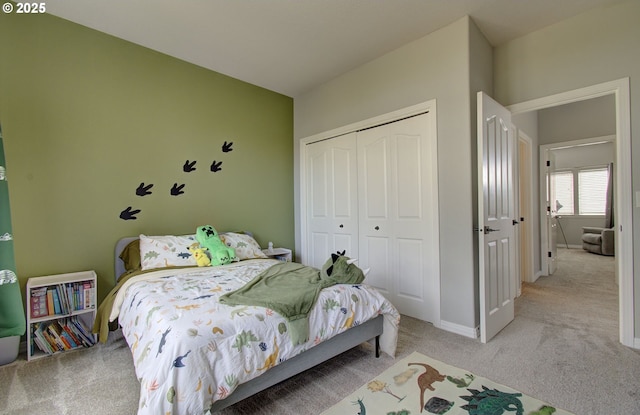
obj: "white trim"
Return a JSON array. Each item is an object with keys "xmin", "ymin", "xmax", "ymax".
[
  {"xmin": 533, "ymin": 270, "xmax": 543, "ymax": 283},
  {"xmin": 543, "ymin": 135, "xmax": 615, "ymax": 149},
  {"xmin": 439, "ymin": 320, "xmax": 479, "ymax": 339},
  {"xmin": 509, "ymin": 78, "xmax": 634, "ymax": 349}
]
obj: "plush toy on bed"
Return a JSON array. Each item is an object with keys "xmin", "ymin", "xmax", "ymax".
[
  {"xmin": 196, "ymin": 225, "xmax": 236, "ymax": 266},
  {"xmin": 320, "ymin": 250, "xmax": 369, "ymax": 283},
  {"xmin": 188, "ymin": 243, "xmax": 211, "ymax": 267}
]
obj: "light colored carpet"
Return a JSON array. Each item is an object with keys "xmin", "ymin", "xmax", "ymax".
[{"xmin": 1, "ymin": 248, "xmax": 639, "ymax": 414}]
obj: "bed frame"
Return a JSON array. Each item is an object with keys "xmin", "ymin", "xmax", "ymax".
[{"xmin": 114, "ymin": 237, "xmax": 383, "ymax": 412}]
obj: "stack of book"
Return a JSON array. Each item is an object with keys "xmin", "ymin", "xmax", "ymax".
[
  {"xmin": 30, "ymin": 316, "xmax": 96, "ymax": 355},
  {"xmin": 29, "ymin": 280, "xmax": 95, "ymax": 318}
]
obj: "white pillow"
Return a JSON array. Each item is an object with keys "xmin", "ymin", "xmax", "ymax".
[
  {"xmin": 139, "ymin": 234, "xmax": 198, "ymax": 270},
  {"xmin": 220, "ymin": 232, "xmax": 268, "ymax": 260}
]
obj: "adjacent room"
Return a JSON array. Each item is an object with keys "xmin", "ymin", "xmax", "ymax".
[{"xmin": 1, "ymin": 1, "xmax": 639, "ymax": 414}]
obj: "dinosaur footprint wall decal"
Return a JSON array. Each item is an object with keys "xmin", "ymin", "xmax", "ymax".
[
  {"xmin": 210, "ymin": 160, "xmax": 223, "ymax": 172},
  {"xmin": 183, "ymin": 160, "xmax": 197, "ymax": 172},
  {"xmin": 119, "ymin": 140, "xmax": 236, "ymax": 220},
  {"xmin": 171, "ymin": 183, "xmax": 186, "ymax": 196},
  {"xmin": 120, "ymin": 206, "xmax": 141, "ymax": 220},
  {"xmin": 136, "ymin": 182, "xmax": 154, "ymax": 196}
]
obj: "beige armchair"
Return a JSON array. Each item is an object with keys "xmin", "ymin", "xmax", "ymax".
[{"xmin": 581, "ymin": 226, "xmax": 614, "ymax": 256}]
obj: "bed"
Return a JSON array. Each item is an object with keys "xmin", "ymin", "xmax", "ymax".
[{"xmin": 98, "ymin": 232, "xmax": 400, "ymax": 415}]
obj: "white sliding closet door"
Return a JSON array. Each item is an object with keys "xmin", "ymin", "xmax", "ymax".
[
  {"xmin": 357, "ymin": 113, "xmax": 439, "ymax": 323},
  {"xmin": 305, "ymin": 133, "xmax": 359, "ymax": 270}
]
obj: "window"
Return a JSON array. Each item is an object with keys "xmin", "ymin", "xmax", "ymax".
[
  {"xmin": 551, "ymin": 166, "xmax": 609, "ymax": 216},
  {"xmin": 578, "ymin": 168, "xmax": 609, "ymax": 215},
  {"xmin": 552, "ymin": 171, "xmax": 574, "ymax": 215}
]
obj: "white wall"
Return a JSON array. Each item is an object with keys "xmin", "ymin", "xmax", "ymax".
[
  {"xmin": 538, "ymin": 95, "xmax": 616, "ymax": 145},
  {"xmin": 553, "ymin": 141, "xmax": 615, "ymax": 246},
  {"xmin": 493, "ymin": 0, "xmax": 640, "ymax": 336},
  {"xmin": 294, "ymin": 17, "xmax": 491, "ymax": 333}
]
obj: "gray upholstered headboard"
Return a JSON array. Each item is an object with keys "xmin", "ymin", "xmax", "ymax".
[{"xmin": 114, "ymin": 236, "xmax": 138, "ymax": 283}]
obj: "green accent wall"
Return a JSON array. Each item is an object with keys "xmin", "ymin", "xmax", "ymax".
[{"xmin": 0, "ymin": 12, "xmax": 294, "ymax": 305}]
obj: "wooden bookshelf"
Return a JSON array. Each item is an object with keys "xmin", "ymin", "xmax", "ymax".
[{"xmin": 25, "ymin": 270, "xmax": 97, "ymax": 361}]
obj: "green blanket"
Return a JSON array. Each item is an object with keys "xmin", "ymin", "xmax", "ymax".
[{"xmin": 219, "ymin": 260, "xmax": 364, "ymax": 345}]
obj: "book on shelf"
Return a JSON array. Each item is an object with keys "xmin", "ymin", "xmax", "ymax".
[
  {"xmin": 30, "ymin": 280, "xmax": 96, "ymax": 320},
  {"xmin": 46, "ymin": 289, "xmax": 54, "ymax": 315},
  {"xmin": 83, "ymin": 280, "xmax": 94, "ymax": 309},
  {"xmin": 30, "ymin": 316, "xmax": 96, "ymax": 355},
  {"xmin": 40, "ymin": 324, "xmax": 62, "ymax": 352},
  {"xmin": 51, "ymin": 288, "xmax": 62, "ymax": 315},
  {"xmin": 57, "ymin": 283, "xmax": 68, "ymax": 314},
  {"xmin": 69, "ymin": 316, "xmax": 96, "ymax": 347},
  {"xmin": 33, "ymin": 323, "xmax": 55, "ymax": 355},
  {"xmin": 45, "ymin": 322, "xmax": 66, "ymax": 351},
  {"xmin": 61, "ymin": 320, "xmax": 82, "ymax": 347},
  {"xmin": 30, "ymin": 286, "xmax": 48, "ymax": 318}
]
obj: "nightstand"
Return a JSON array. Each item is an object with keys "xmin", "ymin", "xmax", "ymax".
[{"xmin": 262, "ymin": 247, "xmax": 292, "ymax": 262}]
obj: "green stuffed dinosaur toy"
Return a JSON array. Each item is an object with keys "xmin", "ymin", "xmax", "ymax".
[{"xmin": 196, "ymin": 225, "xmax": 236, "ymax": 266}]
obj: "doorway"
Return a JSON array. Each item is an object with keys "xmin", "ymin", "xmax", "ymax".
[
  {"xmin": 508, "ymin": 78, "xmax": 633, "ymax": 348},
  {"xmin": 517, "ymin": 132, "xmax": 534, "ymax": 288}
]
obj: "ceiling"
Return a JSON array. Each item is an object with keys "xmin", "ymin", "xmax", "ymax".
[{"xmin": 45, "ymin": 0, "xmax": 625, "ymax": 98}]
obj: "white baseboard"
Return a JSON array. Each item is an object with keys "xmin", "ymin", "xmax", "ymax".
[
  {"xmin": 438, "ymin": 320, "xmax": 478, "ymax": 339},
  {"xmin": 531, "ymin": 270, "xmax": 543, "ymax": 283}
]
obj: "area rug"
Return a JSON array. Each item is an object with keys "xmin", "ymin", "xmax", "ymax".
[{"xmin": 321, "ymin": 351, "xmax": 574, "ymax": 415}]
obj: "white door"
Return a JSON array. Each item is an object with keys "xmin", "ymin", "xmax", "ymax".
[
  {"xmin": 545, "ymin": 150, "xmax": 558, "ymax": 275},
  {"xmin": 358, "ymin": 113, "xmax": 439, "ymax": 323},
  {"xmin": 518, "ymin": 135, "xmax": 534, "ymax": 285},
  {"xmin": 477, "ymin": 92, "xmax": 517, "ymax": 343},
  {"xmin": 305, "ymin": 133, "xmax": 359, "ymax": 269}
]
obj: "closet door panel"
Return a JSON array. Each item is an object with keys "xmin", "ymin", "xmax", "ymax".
[
  {"xmin": 360, "ymin": 236, "xmax": 391, "ymax": 295},
  {"xmin": 396, "ymin": 238, "xmax": 426, "ymax": 317},
  {"xmin": 309, "ymin": 233, "xmax": 330, "ymax": 270},
  {"xmin": 358, "ymin": 127, "xmax": 393, "ymax": 299},
  {"xmin": 332, "ymin": 234, "xmax": 355, "ymax": 259},
  {"xmin": 305, "ymin": 133, "xmax": 358, "ymax": 268},
  {"xmin": 395, "ymin": 135, "xmax": 422, "ymax": 219},
  {"xmin": 331, "ymin": 145, "xmax": 358, "ymax": 258},
  {"xmin": 360, "ymin": 135, "xmax": 389, "ymax": 220},
  {"xmin": 358, "ymin": 113, "xmax": 439, "ymax": 323},
  {"xmin": 307, "ymin": 146, "xmax": 330, "ymax": 269},
  {"xmin": 332, "ymin": 148, "xmax": 354, "ymax": 218}
]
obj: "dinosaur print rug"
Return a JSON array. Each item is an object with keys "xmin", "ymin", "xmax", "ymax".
[{"xmin": 321, "ymin": 352, "xmax": 574, "ymax": 415}]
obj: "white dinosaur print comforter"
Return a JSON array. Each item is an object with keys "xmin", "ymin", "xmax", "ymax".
[{"xmin": 110, "ymin": 259, "xmax": 400, "ymax": 415}]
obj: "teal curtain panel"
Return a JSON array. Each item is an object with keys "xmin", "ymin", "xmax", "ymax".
[{"xmin": 0, "ymin": 126, "xmax": 26, "ymax": 338}]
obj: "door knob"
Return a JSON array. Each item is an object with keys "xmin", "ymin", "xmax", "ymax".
[
  {"xmin": 512, "ymin": 219, "xmax": 519, "ymax": 225},
  {"xmin": 483, "ymin": 226, "xmax": 500, "ymax": 234}
]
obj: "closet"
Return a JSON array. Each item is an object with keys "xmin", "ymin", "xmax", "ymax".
[{"xmin": 301, "ymin": 104, "xmax": 440, "ymax": 324}]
